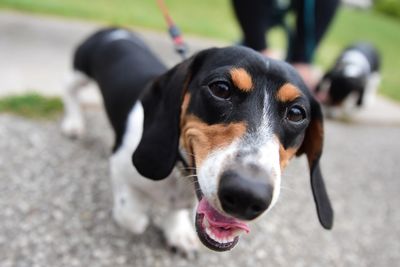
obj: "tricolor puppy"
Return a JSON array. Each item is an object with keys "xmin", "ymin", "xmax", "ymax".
[
  {"xmin": 315, "ymin": 42, "xmax": 381, "ymax": 118},
  {"xmin": 61, "ymin": 28, "xmax": 333, "ymax": 254}
]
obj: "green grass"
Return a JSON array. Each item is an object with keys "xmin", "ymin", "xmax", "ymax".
[
  {"xmin": 0, "ymin": 0, "xmax": 239, "ymax": 38},
  {"xmin": 0, "ymin": 93, "xmax": 63, "ymax": 119},
  {"xmin": 1, "ymin": 0, "xmax": 399, "ymax": 101},
  {"xmin": 317, "ymin": 8, "xmax": 400, "ymax": 101}
]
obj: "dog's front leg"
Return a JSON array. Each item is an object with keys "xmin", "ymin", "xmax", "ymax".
[
  {"xmin": 61, "ymin": 71, "xmax": 90, "ymax": 139},
  {"xmin": 111, "ymin": 185, "xmax": 149, "ymax": 234},
  {"xmin": 110, "ymin": 153, "xmax": 149, "ymax": 234},
  {"xmin": 158, "ymin": 208, "xmax": 199, "ymax": 257}
]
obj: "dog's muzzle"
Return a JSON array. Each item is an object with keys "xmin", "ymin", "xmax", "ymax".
[{"xmin": 194, "ymin": 167, "xmax": 273, "ymax": 251}]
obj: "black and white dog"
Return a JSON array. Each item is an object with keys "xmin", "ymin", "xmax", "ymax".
[
  {"xmin": 315, "ymin": 42, "xmax": 381, "ymax": 118},
  {"xmin": 61, "ymin": 28, "xmax": 333, "ymax": 254}
]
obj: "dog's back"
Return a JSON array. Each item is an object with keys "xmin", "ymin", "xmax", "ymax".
[
  {"xmin": 72, "ymin": 28, "xmax": 167, "ymax": 149},
  {"xmin": 340, "ymin": 42, "xmax": 380, "ymax": 73}
]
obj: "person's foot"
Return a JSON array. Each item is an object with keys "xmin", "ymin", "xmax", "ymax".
[{"xmin": 291, "ymin": 63, "xmax": 321, "ymax": 92}]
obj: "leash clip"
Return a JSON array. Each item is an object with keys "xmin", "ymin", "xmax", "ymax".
[{"xmin": 157, "ymin": 0, "xmax": 188, "ymax": 60}]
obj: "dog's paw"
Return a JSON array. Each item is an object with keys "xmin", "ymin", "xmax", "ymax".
[
  {"xmin": 165, "ymin": 227, "xmax": 199, "ymax": 258},
  {"xmin": 162, "ymin": 211, "xmax": 199, "ymax": 258},
  {"xmin": 61, "ymin": 116, "xmax": 85, "ymax": 139},
  {"xmin": 112, "ymin": 202, "xmax": 149, "ymax": 234}
]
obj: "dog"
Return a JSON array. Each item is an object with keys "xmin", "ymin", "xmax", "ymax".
[
  {"xmin": 61, "ymin": 27, "xmax": 333, "ymax": 255},
  {"xmin": 315, "ymin": 42, "xmax": 381, "ymax": 118}
]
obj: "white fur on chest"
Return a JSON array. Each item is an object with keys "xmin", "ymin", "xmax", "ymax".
[
  {"xmin": 108, "ymin": 102, "xmax": 197, "ymax": 254},
  {"xmin": 110, "ymin": 102, "xmax": 194, "ymax": 209}
]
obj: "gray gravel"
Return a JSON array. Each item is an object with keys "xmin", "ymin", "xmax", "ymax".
[
  {"xmin": 1, "ymin": 111, "xmax": 399, "ymax": 267},
  {"xmin": 1, "ymin": 10, "xmax": 400, "ymax": 267}
]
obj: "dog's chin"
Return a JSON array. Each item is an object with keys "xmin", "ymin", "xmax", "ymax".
[{"xmin": 194, "ymin": 198, "xmax": 250, "ymax": 252}]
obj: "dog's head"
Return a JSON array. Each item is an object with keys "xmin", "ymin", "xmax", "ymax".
[
  {"xmin": 133, "ymin": 47, "xmax": 333, "ymax": 251},
  {"xmin": 316, "ymin": 66, "xmax": 366, "ymax": 107}
]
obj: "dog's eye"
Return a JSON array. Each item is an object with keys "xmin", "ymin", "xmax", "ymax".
[
  {"xmin": 208, "ymin": 81, "xmax": 231, "ymax": 100},
  {"xmin": 286, "ymin": 105, "xmax": 306, "ymax": 123}
]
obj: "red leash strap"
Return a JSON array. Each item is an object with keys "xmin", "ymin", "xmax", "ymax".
[{"xmin": 156, "ymin": 0, "xmax": 187, "ymax": 59}]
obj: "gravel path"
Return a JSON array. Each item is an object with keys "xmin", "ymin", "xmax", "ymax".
[
  {"xmin": 1, "ymin": 10, "xmax": 400, "ymax": 267},
  {"xmin": 1, "ymin": 111, "xmax": 399, "ymax": 267}
]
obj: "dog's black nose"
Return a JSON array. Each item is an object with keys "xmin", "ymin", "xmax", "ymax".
[{"xmin": 218, "ymin": 169, "xmax": 273, "ymax": 220}]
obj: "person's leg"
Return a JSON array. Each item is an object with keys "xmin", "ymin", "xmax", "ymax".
[
  {"xmin": 288, "ymin": 0, "xmax": 339, "ymax": 63},
  {"xmin": 231, "ymin": 0, "xmax": 275, "ymax": 52},
  {"xmin": 288, "ymin": 0, "xmax": 340, "ymax": 89}
]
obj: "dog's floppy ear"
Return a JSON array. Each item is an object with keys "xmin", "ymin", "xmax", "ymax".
[
  {"xmin": 132, "ymin": 59, "xmax": 192, "ymax": 180},
  {"xmin": 132, "ymin": 50, "xmax": 210, "ymax": 180},
  {"xmin": 297, "ymin": 97, "xmax": 334, "ymax": 229}
]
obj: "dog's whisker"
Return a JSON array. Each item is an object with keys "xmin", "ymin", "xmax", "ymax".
[
  {"xmin": 184, "ymin": 174, "xmax": 197, "ymax": 178},
  {"xmin": 178, "ymin": 167, "xmax": 198, "ymax": 170},
  {"xmin": 180, "ymin": 151, "xmax": 196, "ymax": 157},
  {"xmin": 183, "ymin": 174, "xmax": 198, "ymax": 179}
]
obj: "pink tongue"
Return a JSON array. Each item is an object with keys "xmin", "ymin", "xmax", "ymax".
[{"xmin": 197, "ymin": 198, "xmax": 250, "ymax": 233}]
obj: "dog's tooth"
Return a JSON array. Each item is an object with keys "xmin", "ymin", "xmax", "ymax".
[
  {"xmin": 205, "ymin": 227, "xmax": 212, "ymax": 237},
  {"xmin": 232, "ymin": 229, "xmax": 246, "ymax": 237},
  {"xmin": 205, "ymin": 227, "xmax": 227, "ymax": 244},
  {"xmin": 210, "ymin": 233, "xmax": 217, "ymax": 242},
  {"xmin": 206, "ymin": 227, "xmax": 218, "ymax": 243},
  {"xmin": 203, "ymin": 217, "xmax": 210, "ymax": 228},
  {"xmin": 229, "ymin": 236, "xmax": 236, "ymax": 243},
  {"xmin": 211, "ymin": 232, "xmax": 219, "ymax": 242},
  {"xmin": 207, "ymin": 230, "xmax": 213, "ymax": 239}
]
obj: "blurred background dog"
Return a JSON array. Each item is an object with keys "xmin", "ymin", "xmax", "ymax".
[{"xmin": 315, "ymin": 42, "xmax": 381, "ymax": 118}]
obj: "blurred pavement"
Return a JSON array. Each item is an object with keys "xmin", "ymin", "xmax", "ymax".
[
  {"xmin": 1, "ymin": 10, "xmax": 400, "ymax": 267},
  {"xmin": 1, "ymin": 11, "xmax": 400, "ymax": 125},
  {"xmin": 0, "ymin": 11, "xmax": 223, "ymax": 105}
]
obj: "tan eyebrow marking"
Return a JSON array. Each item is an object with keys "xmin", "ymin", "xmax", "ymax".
[
  {"xmin": 276, "ymin": 83, "xmax": 302, "ymax": 102},
  {"xmin": 230, "ymin": 67, "xmax": 253, "ymax": 92}
]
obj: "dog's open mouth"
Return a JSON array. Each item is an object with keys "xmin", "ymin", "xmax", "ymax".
[{"xmin": 195, "ymin": 198, "xmax": 250, "ymax": 251}]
